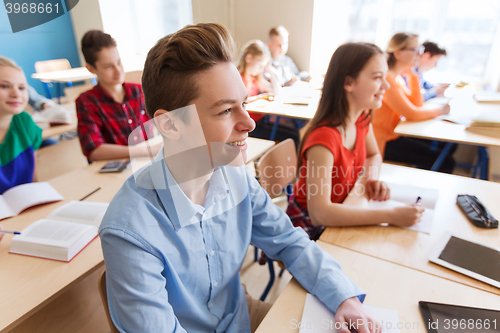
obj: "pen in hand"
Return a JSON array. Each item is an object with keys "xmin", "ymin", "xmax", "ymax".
[
  {"xmin": 0, "ymin": 229, "xmax": 21, "ymax": 235},
  {"xmin": 415, "ymin": 196, "xmax": 422, "ymax": 205}
]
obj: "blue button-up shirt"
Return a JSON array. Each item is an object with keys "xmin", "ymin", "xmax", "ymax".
[{"xmin": 100, "ymin": 150, "xmax": 365, "ymax": 332}]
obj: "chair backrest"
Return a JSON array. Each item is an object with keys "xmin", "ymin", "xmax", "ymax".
[
  {"xmin": 98, "ymin": 270, "xmax": 120, "ymax": 333},
  {"xmin": 256, "ymin": 138, "xmax": 297, "ymax": 199},
  {"xmin": 35, "ymin": 59, "xmax": 71, "ymax": 74}
]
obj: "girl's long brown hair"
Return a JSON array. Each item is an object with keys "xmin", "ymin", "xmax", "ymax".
[{"xmin": 297, "ymin": 42, "xmax": 383, "ymax": 167}]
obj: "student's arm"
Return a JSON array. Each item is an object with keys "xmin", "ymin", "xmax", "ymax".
[
  {"xmin": 100, "ymin": 228, "xmax": 187, "ymax": 333},
  {"xmin": 88, "ymin": 139, "xmax": 162, "ymax": 161},
  {"xmin": 27, "ymin": 85, "xmax": 54, "ymax": 111},
  {"xmin": 384, "ymin": 80, "xmax": 444, "ymax": 121},
  {"xmin": 304, "ymin": 145, "xmax": 422, "ymax": 228},
  {"xmin": 364, "ymin": 125, "xmax": 389, "ymax": 201},
  {"xmin": 248, "ymin": 176, "xmax": 379, "ymax": 332},
  {"xmin": 258, "ymin": 66, "xmax": 281, "ymax": 94}
]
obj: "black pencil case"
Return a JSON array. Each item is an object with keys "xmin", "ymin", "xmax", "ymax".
[{"xmin": 456, "ymin": 195, "xmax": 498, "ymax": 229}]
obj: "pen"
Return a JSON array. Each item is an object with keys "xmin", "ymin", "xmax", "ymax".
[
  {"xmin": 79, "ymin": 186, "xmax": 102, "ymax": 201},
  {"xmin": 415, "ymin": 196, "xmax": 422, "ymax": 204},
  {"xmin": 0, "ymin": 230, "xmax": 21, "ymax": 235}
]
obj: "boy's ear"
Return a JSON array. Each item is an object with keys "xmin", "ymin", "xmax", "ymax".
[
  {"xmin": 344, "ymin": 76, "xmax": 355, "ymax": 92},
  {"xmin": 86, "ymin": 63, "xmax": 97, "ymax": 75},
  {"xmin": 154, "ymin": 109, "xmax": 180, "ymax": 140}
]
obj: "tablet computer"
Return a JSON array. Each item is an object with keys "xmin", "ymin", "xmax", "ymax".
[
  {"xmin": 419, "ymin": 301, "xmax": 500, "ymax": 333},
  {"xmin": 98, "ymin": 160, "xmax": 131, "ymax": 173},
  {"xmin": 428, "ymin": 233, "xmax": 500, "ymax": 288}
]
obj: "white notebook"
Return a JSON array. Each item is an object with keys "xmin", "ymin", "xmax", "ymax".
[
  {"xmin": 10, "ymin": 201, "xmax": 109, "ymax": 262},
  {"xmin": 0, "ymin": 182, "xmax": 64, "ymax": 220},
  {"xmin": 363, "ymin": 182, "xmax": 439, "ymax": 234},
  {"xmin": 298, "ymin": 294, "xmax": 400, "ymax": 333}
]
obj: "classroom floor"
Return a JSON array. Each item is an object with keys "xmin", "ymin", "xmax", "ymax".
[{"xmin": 240, "ymin": 247, "xmax": 293, "ymax": 305}]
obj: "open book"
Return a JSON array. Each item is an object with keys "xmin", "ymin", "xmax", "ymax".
[
  {"xmin": 31, "ymin": 105, "xmax": 72, "ymax": 125},
  {"xmin": 465, "ymin": 110, "xmax": 500, "ymax": 138},
  {"xmin": 362, "ymin": 182, "xmax": 439, "ymax": 234},
  {"xmin": 473, "ymin": 93, "xmax": 500, "ymax": 103},
  {"xmin": 10, "ymin": 200, "xmax": 109, "ymax": 262},
  {"xmin": 0, "ymin": 182, "xmax": 64, "ymax": 220}
]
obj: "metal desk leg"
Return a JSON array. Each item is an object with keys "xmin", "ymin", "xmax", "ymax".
[
  {"xmin": 269, "ymin": 116, "xmax": 280, "ymax": 141},
  {"xmin": 476, "ymin": 147, "xmax": 489, "ymax": 180},
  {"xmin": 431, "ymin": 142, "xmax": 455, "ymax": 171}
]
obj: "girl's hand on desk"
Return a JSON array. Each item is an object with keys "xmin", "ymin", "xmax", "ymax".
[
  {"xmin": 390, "ymin": 205, "xmax": 424, "ymax": 227},
  {"xmin": 335, "ymin": 297, "xmax": 382, "ymax": 333},
  {"xmin": 365, "ymin": 179, "xmax": 390, "ymax": 201},
  {"xmin": 440, "ymin": 104, "xmax": 450, "ymax": 115}
]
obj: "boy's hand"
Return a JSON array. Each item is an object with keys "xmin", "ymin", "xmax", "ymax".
[
  {"xmin": 334, "ymin": 297, "xmax": 381, "ymax": 333},
  {"xmin": 365, "ymin": 179, "xmax": 390, "ymax": 201}
]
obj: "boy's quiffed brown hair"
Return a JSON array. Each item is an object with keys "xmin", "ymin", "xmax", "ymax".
[
  {"xmin": 142, "ymin": 23, "xmax": 236, "ymax": 118},
  {"xmin": 81, "ymin": 30, "xmax": 117, "ymax": 67}
]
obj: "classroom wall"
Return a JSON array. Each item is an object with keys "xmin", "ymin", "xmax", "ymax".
[
  {"xmin": 192, "ymin": 0, "xmax": 314, "ymax": 72},
  {"xmin": 0, "ymin": 7, "xmax": 81, "ymax": 98},
  {"xmin": 68, "ymin": 0, "xmax": 104, "ymax": 66}
]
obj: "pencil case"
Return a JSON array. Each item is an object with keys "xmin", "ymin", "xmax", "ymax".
[{"xmin": 456, "ymin": 195, "xmax": 498, "ymax": 229}]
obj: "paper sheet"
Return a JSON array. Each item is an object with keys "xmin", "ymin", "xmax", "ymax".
[
  {"xmin": 298, "ymin": 294, "xmax": 401, "ymax": 333},
  {"xmin": 363, "ymin": 182, "xmax": 439, "ymax": 234}
]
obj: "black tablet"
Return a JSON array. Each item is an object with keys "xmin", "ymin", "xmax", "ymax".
[
  {"xmin": 428, "ymin": 233, "xmax": 500, "ymax": 288},
  {"xmin": 419, "ymin": 301, "xmax": 500, "ymax": 333}
]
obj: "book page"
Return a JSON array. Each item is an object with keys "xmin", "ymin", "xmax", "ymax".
[
  {"xmin": 0, "ymin": 196, "xmax": 15, "ymax": 220},
  {"xmin": 16, "ymin": 219, "xmax": 95, "ymax": 247},
  {"xmin": 47, "ymin": 200, "xmax": 109, "ymax": 227},
  {"xmin": 299, "ymin": 294, "xmax": 400, "ymax": 333},
  {"xmin": 361, "ymin": 182, "xmax": 439, "ymax": 234},
  {"xmin": 3, "ymin": 182, "xmax": 64, "ymax": 216}
]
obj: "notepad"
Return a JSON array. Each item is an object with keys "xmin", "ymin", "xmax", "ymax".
[
  {"xmin": 298, "ymin": 294, "xmax": 401, "ymax": 333},
  {"xmin": 9, "ymin": 201, "xmax": 109, "ymax": 262},
  {"xmin": 0, "ymin": 182, "xmax": 64, "ymax": 220},
  {"xmin": 363, "ymin": 182, "xmax": 439, "ymax": 234}
]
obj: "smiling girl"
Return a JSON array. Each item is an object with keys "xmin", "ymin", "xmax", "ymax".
[
  {"xmin": 286, "ymin": 43, "xmax": 423, "ymax": 240},
  {"xmin": 0, "ymin": 57, "xmax": 42, "ymax": 194}
]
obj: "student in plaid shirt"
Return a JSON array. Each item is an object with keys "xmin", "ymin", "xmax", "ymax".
[{"xmin": 76, "ymin": 30, "xmax": 162, "ymax": 161}]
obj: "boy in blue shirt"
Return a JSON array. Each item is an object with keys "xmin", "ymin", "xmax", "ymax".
[{"xmin": 99, "ymin": 23, "xmax": 380, "ymax": 333}]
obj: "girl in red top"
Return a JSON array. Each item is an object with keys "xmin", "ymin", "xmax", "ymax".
[
  {"xmin": 287, "ymin": 43, "xmax": 424, "ymax": 240},
  {"xmin": 236, "ymin": 40, "xmax": 279, "ymax": 122}
]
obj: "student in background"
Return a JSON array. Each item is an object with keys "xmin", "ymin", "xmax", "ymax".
[
  {"xmin": 76, "ymin": 30, "xmax": 162, "ymax": 161},
  {"xmin": 100, "ymin": 23, "xmax": 380, "ymax": 333},
  {"xmin": 236, "ymin": 39, "xmax": 279, "ymax": 123},
  {"xmin": 406, "ymin": 41, "xmax": 449, "ymax": 101},
  {"xmin": 0, "ymin": 57, "xmax": 42, "ymax": 194},
  {"xmin": 238, "ymin": 39, "xmax": 300, "ymax": 146},
  {"xmin": 286, "ymin": 43, "xmax": 423, "ymax": 240},
  {"xmin": 268, "ymin": 26, "xmax": 300, "ymax": 86},
  {"xmin": 371, "ymin": 32, "xmax": 454, "ymax": 173}
]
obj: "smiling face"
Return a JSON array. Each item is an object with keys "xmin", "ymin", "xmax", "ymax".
[
  {"xmin": 394, "ymin": 36, "xmax": 420, "ymax": 68},
  {"xmin": 0, "ymin": 66, "xmax": 28, "ymax": 116},
  {"xmin": 344, "ymin": 53, "xmax": 390, "ymax": 113},
  {"xmin": 245, "ymin": 54, "xmax": 268, "ymax": 77},
  {"xmin": 86, "ymin": 46, "xmax": 124, "ymax": 87},
  {"xmin": 189, "ymin": 62, "xmax": 255, "ymax": 167},
  {"xmin": 418, "ymin": 53, "xmax": 443, "ymax": 72}
]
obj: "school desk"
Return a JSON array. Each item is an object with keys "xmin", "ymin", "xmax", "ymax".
[
  {"xmin": 394, "ymin": 88, "xmax": 500, "ymax": 179},
  {"xmin": 255, "ymin": 241, "xmax": 500, "ymax": 333},
  {"xmin": 319, "ymin": 163, "xmax": 500, "ymax": 295},
  {"xmin": 0, "ymin": 169, "xmax": 123, "ymax": 332}
]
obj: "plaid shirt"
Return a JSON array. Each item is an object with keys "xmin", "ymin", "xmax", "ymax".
[
  {"xmin": 286, "ymin": 196, "xmax": 325, "ymax": 241},
  {"xmin": 76, "ymin": 83, "xmax": 153, "ymax": 159}
]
